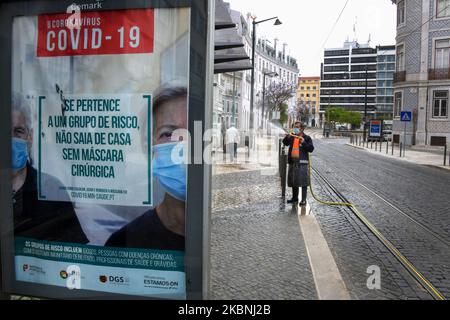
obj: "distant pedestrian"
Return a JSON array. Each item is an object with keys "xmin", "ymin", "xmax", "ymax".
[
  {"xmin": 282, "ymin": 122, "xmax": 314, "ymax": 206},
  {"xmin": 226, "ymin": 125, "xmax": 240, "ymax": 163}
]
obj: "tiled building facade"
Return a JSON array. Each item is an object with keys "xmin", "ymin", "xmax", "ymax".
[{"xmin": 393, "ymin": 0, "xmax": 450, "ymax": 146}]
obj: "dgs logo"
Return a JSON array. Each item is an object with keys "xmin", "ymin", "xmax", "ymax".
[{"xmin": 99, "ymin": 275, "xmax": 126, "ymax": 283}]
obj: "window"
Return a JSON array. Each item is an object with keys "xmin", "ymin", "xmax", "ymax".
[
  {"xmin": 433, "ymin": 91, "xmax": 448, "ymax": 117},
  {"xmin": 396, "ymin": 44, "xmax": 405, "ymax": 71},
  {"xmin": 437, "ymin": 0, "xmax": 450, "ymax": 18},
  {"xmin": 394, "ymin": 92, "xmax": 402, "ymax": 117},
  {"xmin": 313, "ymin": 86, "xmax": 316, "ymax": 90},
  {"xmin": 300, "ymin": 87, "xmax": 304, "ymax": 90},
  {"xmin": 397, "ymin": 0, "xmax": 405, "ymax": 26},
  {"xmin": 435, "ymin": 39, "xmax": 450, "ymax": 69},
  {"xmin": 307, "ymin": 87, "xmax": 310, "ymax": 90}
]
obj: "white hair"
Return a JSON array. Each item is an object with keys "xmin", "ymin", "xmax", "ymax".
[{"xmin": 12, "ymin": 92, "xmax": 32, "ymax": 130}]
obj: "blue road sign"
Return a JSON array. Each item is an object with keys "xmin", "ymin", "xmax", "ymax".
[
  {"xmin": 369, "ymin": 120, "xmax": 382, "ymax": 137},
  {"xmin": 401, "ymin": 111, "xmax": 412, "ymax": 122}
]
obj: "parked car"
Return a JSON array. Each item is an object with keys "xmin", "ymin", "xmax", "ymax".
[{"xmin": 383, "ymin": 130, "xmax": 392, "ymax": 141}]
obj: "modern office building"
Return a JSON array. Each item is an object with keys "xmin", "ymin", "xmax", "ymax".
[
  {"xmin": 376, "ymin": 46, "xmax": 396, "ymax": 120},
  {"xmin": 320, "ymin": 40, "xmax": 396, "ymax": 127},
  {"xmin": 320, "ymin": 41, "xmax": 377, "ymax": 127},
  {"xmin": 391, "ymin": 0, "xmax": 450, "ymax": 146}
]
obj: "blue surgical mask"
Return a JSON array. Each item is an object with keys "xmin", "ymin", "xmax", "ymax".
[
  {"xmin": 12, "ymin": 138, "xmax": 29, "ymax": 171},
  {"xmin": 152, "ymin": 142, "xmax": 187, "ymax": 202},
  {"xmin": 293, "ymin": 128, "xmax": 300, "ymax": 135}
]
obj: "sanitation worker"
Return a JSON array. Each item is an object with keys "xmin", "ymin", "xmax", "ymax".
[{"xmin": 282, "ymin": 122, "xmax": 314, "ymax": 206}]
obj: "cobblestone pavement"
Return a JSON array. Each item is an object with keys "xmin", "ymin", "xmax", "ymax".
[
  {"xmin": 210, "ymin": 170, "xmax": 317, "ymax": 300},
  {"xmin": 309, "ymin": 137, "xmax": 450, "ymax": 299}
]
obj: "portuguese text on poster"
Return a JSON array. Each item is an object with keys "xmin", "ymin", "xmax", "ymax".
[
  {"xmin": 38, "ymin": 94, "xmax": 152, "ymax": 206},
  {"xmin": 37, "ymin": 9, "xmax": 154, "ymax": 57},
  {"xmin": 15, "ymin": 237, "xmax": 185, "ymax": 298}
]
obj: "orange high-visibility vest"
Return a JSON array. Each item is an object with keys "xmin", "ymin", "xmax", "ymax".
[{"xmin": 291, "ymin": 137, "xmax": 301, "ymax": 159}]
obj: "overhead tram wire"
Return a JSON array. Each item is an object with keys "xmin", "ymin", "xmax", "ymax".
[
  {"xmin": 376, "ymin": 2, "xmax": 450, "ymax": 59},
  {"xmin": 316, "ymin": 2, "xmax": 450, "ymax": 69},
  {"xmin": 317, "ymin": 0, "xmax": 351, "ymax": 55}
]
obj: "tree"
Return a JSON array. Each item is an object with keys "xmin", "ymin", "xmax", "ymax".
[
  {"xmin": 325, "ymin": 107, "xmax": 345, "ymax": 129},
  {"xmin": 264, "ymin": 81, "xmax": 296, "ymax": 121},
  {"xmin": 292, "ymin": 99, "xmax": 311, "ymax": 124},
  {"xmin": 279, "ymin": 103, "xmax": 289, "ymax": 125},
  {"xmin": 343, "ymin": 111, "xmax": 362, "ymax": 128},
  {"xmin": 325, "ymin": 107, "xmax": 362, "ymax": 129}
]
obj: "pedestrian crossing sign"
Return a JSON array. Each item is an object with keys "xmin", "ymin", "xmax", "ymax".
[{"xmin": 400, "ymin": 111, "xmax": 412, "ymax": 122}]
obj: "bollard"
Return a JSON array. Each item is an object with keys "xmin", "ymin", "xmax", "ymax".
[
  {"xmin": 444, "ymin": 144, "xmax": 448, "ymax": 166},
  {"xmin": 375, "ymin": 141, "xmax": 378, "ymax": 151},
  {"xmin": 366, "ymin": 139, "xmax": 369, "ymax": 148},
  {"xmin": 392, "ymin": 141, "xmax": 394, "ymax": 155},
  {"xmin": 280, "ymin": 153, "xmax": 287, "ymax": 197},
  {"xmin": 371, "ymin": 140, "xmax": 373, "ymax": 149},
  {"xmin": 278, "ymin": 139, "xmax": 282, "ymax": 177},
  {"xmin": 386, "ymin": 140, "xmax": 389, "ymax": 154},
  {"xmin": 399, "ymin": 142, "xmax": 402, "ymax": 157}
]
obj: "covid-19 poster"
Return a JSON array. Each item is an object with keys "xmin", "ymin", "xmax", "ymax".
[{"xmin": 10, "ymin": 6, "xmax": 190, "ymax": 299}]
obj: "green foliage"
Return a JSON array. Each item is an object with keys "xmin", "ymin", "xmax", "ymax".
[
  {"xmin": 325, "ymin": 107, "xmax": 362, "ymax": 128},
  {"xmin": 279, "ymin": 103, "xmax": 289, "ymax": 125}
]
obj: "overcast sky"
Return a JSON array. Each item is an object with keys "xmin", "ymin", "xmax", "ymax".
[{"xmin": 226, "ymin": 0, "xmax": 397, "ymax": 76}]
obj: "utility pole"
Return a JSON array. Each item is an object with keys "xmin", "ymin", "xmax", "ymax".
[
  {"xmin": 249, "ymin": 16, "xmax": 281, "ymax": 145},
  {"xmin": 232, "ymin": 72, "xmax": 236, "ymax": 126},
  {"xmin": 363, "ymin": 64, "xmax": 368, "ymax": 141}
]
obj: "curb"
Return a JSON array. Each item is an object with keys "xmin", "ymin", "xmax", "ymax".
[{"xmin": 345, "ymin": 143, "xmax": 450, "ymax": 171}]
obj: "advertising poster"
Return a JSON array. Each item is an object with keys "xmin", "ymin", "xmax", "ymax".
[
  {"xmin": 370, "ymin": 120, "xmax": 382, "ymax": 138},
  {"xmin": 11, "ymin": 6, "xmax": 190, "ymax": 299}
]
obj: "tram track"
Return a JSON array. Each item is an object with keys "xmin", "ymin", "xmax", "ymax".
[
  {"xmin": 330, "ymin": 165, "xmax": 450, "ymax": 247},
  {"xmin": 314, "ymin": 141, "xmax": 450, "ymax": 243},
  {"xmin": 309, "ymin": 165, "xmax": 446, "ymax": 300}
]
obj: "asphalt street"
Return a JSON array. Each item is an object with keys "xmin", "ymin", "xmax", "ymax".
[
  {"xmin": 210, "ymin": 134, "xmax": 449, "ymax": 300},
  {"xmin": 309, "ymin": 137, "xmax": 450, "ymax": 299}
]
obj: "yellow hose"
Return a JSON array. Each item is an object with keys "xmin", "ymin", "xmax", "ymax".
[{"xmin": 283, "ymin": 136, "xmax": 446, "ymax": 300}]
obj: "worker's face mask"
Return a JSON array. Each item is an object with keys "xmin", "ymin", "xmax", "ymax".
[
  {"xmin": 152, "ymin": 141, "xmax": 188, "ymax": 202},
  {"xmin": 293, "ymin": 128, "xmax": 300, "ymax": 135},
  {"xmin": 12, "ymin": 138, "xmax": 29, "ymax": 171}
]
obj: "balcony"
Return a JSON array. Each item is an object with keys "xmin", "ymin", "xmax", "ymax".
[
  {"xmin": 428, "ymin": 68, "xmax": 450, "ymax": 81},
  {"xmin": 393, "ymin": 71, "xmax": 406, "ymax": 83}
]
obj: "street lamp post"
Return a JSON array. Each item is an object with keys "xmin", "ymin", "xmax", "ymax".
[
  {"xmin": 250, "ymin": 16, "xmax": 282, "ymax": 138},
  {"xmin": 261, "ymin": 71, "xmax": 278, "ymax": 129},
  {"xmin": 363, "ymin": 64, "xmax": 368, "ymax": 141}
]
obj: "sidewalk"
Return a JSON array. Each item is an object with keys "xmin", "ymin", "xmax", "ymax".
[
  {"xmin": 211, "ymin": 135, "xmax": 280, "ymax": 175},
  {"xmin": 346, "ymin": 139, "xmax": 450, "ymax": 171},
  {"xmin": 211, "ymin": 168, "xmax": 350, "ymax": 300}
]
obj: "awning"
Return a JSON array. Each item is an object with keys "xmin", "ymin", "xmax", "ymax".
[{"xmin": 214, "ymin": 0, "xmax": 252, "ymax": 74}]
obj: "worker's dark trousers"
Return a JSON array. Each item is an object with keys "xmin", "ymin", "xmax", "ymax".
[{"xmin": 292, "ymin": 187, "xmax": 307, "ymax": 202}]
